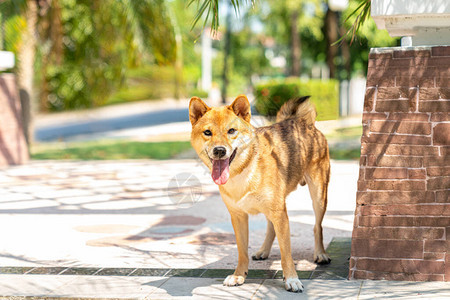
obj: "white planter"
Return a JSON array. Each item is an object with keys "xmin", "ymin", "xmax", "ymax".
[
  {"xmin": 0, "ymin": 51, "xmax": 15, "ymax": 70},
  {"xmin": 371, "ymin": 0, "xmax": 450, "ymax": 46}
]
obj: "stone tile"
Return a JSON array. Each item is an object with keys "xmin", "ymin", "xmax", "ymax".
[
  {"xmin": 247, "ymin": 269, "xmax": 277, "ymax": 279},
  {"xmin": 274, "ymin": 270, "xmax": 312, "ymax": 279},
  {"xmin": 0, "ymin": 267, "xmax": 34, "ymax": 274},
  {"xmin": 0, "ymin": 274, "xmax": 74, "ymax": 296},
  {"xmin": 150, "ymin": 277, "xmax": 263, "ymax": 299},
  {"xmin": 359, "ymin": 280, "xmax": 450, "ymax": 299},
  {"xmin": 255, "ymin": 279, "xmax": 361, "ymax": 299},
  {"xmin": 129, "ymin": 268, "xmax": 169, "ymax": 277},
  {"xmin": 60, "ymin": 267, "xmax": 100, "ymax": 275},
  {"xmin": 50, "ymin": 275, "xmax": 167, "ymax": 298},
  {"xmin": 58, "ymin": 194, "xmax": 112, "ymax": 205},
  {"xmin": 27, "ymin": 267, "xmax": 68, "ymax": 275},
  {"xmin": 166, "ymin": 268, "xmax": 206, "ymax": 277},
  {"xmin": 201, "ymin": 269, "xmax": 233, "ymax": 278},
  {"xmin": 95, "ymin": 268, "xmax": 136, "ymax": 276}
]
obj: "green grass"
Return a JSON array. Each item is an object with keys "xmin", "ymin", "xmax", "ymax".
[
  {"xmin": 31, "ymin": 140, "xmax": 192, "ymax": 160},
  {"xmin": 329, "ymin": 148, "xmax": 361, "ymax": 160},
  {"xmin": 330, "ymin": 126, "xmax": 363, "ymax": 140}
]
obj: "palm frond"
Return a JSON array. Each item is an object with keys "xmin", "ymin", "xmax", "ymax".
[
  {"xmin": 189, "ymin": 0, "xmax": 256, "ymax": 32},
  {"xmin": 332, "ymin": 0, "xmax": 371, "ymax": 46}
]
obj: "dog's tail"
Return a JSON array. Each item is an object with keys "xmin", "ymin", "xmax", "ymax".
[{"xmin": 276, "ymin": 96, "xmax": 316, "ymax": 125}]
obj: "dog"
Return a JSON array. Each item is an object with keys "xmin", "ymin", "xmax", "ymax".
[{"xmin": 189, "ymin": 94, "xmax": 331, "ymax": 293}]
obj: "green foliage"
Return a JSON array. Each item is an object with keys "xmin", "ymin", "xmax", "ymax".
[
  {"xmin": 31, "ymin": 140, "xmax": 192, "ymax": 160},
  {"xmin": 254, "ymin": 78, "xmax": 339, "ymax": 121}
]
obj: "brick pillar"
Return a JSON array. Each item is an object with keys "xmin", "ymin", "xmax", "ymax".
[
  {"xmin": 0, "ymin": 73, "xmax": 29, "ymax": 166},
  {"xmin": 350, "ymin": 46, "xmax": 450, "ymax": 282}
]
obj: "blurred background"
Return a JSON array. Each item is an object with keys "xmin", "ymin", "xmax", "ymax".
[{"xmin": 0, "ymin": 0, "xmax": 399, "ymax": 161}]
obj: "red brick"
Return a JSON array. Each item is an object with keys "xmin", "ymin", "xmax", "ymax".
[
  {"xmin": 436, "ymin": 77, "xmax": 450, "ymax": 87},
  {"xmin": 419, "ymin": 100, "xmax": 450, "ymax": 112},
  {"xmin": 427, "ymin": 167, "xmax": 450, "ymax": 177},
  {"xmin": 370, "ymin": 120, "xmax": 431, "ymax": 135},
  {"xmin": 388, "ymin": 113, "xmax": 430, "ymax": 121},
  {"xmin": 376, "ymin": 99, "xmax": 416, "ymax": 112},
  {"xmin": 362, "ymin": 112, "xmax": 388, "ymax": 123},
  {"xmin": 357, "ymin": 191, "xmax": 435, "ymax": 204},
  {"xmin": 353, "ymin": 227, "xmax": 444, "ymax": 240},
  {"xmin": 356, "ymin": 258, "xmax": 444, "ymax": 274},
  {"xmin": 354, "ymin": 270, "xmax": 445, "ymax": 281},
  {"xmin": 351, "ymin": 239, "xmax": 424, "ymax": 259},
  {"xmin": 364, "ymin": 87, "xmax": 376, "ymax": 112},
  {"xmin": 361, "ymin": 144, "xmax": 438, "ymax": 156},
  {"xmin": 440, "ymin": 146, "xmax": 450, "ymax": 156},
  {"xmin": 362, "ymin": 134, "xmax": 431, "ymax": 145},
  {"xmin": 432, "ymin": 46, "xmax": 450, "ymax": 57},
  {"xmin": 409, "ymin": 169, "xmax": 426, "ymax": 179},
  {"xmin": 424, "ymin": 252, "xmax": 446, "ymax": 260},
  {"xmin": 360, "ymin": 155, "xmax": 367, "ymax": 166},
  {"xmin": 366, "ymin": 74, "xmax": 395, "ymax": 87},
  {"xmin": 377, "ymin": 87, "xmax": 411, "ymax": 99},
  {"xmin": 358, "ymin": 216, "xmax": 449, "ymax": 227},
  {"xmin": 369, "ymin": 51, "xmax": 393, "ymax": 59},
  {"xmin": 368, "ymin": 58, "xmax": 393, "ymax": 68},
  {"xmin": 433, "ymin": 123, "xmax": 450, "ymax": 146},
  {"xmin": 365, "ymin": 167, "xmax": 407, "ymax": 179},
  {"xmin": 424, "ymin": 156, "xmax": 449, "ymax": 167},
  {"xmin": 360, "ymin": 204, "xmax": 450, "ymax": 216},
  {"xmin": 424, "ymin": 240, "xmax": 449, "ymax": 252},
  {"xmin": 394, "ymin": 49, "xmax": 431, "ymax": 58},
  {"xmin": 435, "ymin": 190, "xmax": 449, "ymax": 203},
  {"xmin": 396, "ymin": 76, "xmax": 435, "ymax": 88},
  {"xmin": 420, "ymin": 88, "xmax": 440, "ymax": 100},
  {"xmin": 0, "ymin": 74, "xmax": 29, "ymax": 166},
  {"xmin": 390, "ymin": 58, "xmax": 415, "ymax": 68},
  {"xmin": 429, "ymin": 57, "xmax": 450, "ymax": 66},
  {"xmin": 367, "ymin": 155, "xmax": 423, "ymax": 168},
  {"xmin": 363, "ymin": 180, "xmax": 425, "ymax": 191},
  {"xmin": 431, "ymin": 113, "xmax": 450, "ymax": 122},
  {"xmin": 427, "ymin": 176, "xmax": 450, "ymax": 190}
]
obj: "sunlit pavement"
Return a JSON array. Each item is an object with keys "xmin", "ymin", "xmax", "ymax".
[{"xmin": 1, "ymin": 159, "xmax": 449, "ymax": 298}]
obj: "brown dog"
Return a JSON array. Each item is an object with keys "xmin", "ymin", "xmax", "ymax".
[{"xmin": 189, "ymin": 95, "xmax": 331, "ymax": 292}]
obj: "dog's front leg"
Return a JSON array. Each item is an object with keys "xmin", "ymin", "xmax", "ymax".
[
  {"xmin": 269, "ymin": 209, "xmax": 304, "ymax": 293},
  {"xmin": 223, "ymin": 209, "xmax": 249, "ymax": 286}
]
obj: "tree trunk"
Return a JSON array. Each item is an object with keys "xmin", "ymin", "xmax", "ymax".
[
  {"xmin": 325, "ymin": 8, "xmax": 339, "ymax": 79},
  {"xmin": 221, "ymin": 7, "xmax": 232, "ymax": 104},
  {"xmin": 17, "ymin": 0, "xmax": 38, "ymax": 148},
  {"xmin": 339, "ymin": 23, "xmax": 351, "ymax": 80},
  {"xmin": 290, "ymin": 11, "xmax": 301, "ymax": 77}
]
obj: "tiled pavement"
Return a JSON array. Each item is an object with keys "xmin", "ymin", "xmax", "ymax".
[{"xmin": 2, "ymin": 159, "xmax": 449, "ymax": 298}]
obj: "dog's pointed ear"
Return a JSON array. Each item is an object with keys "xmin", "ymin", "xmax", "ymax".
[
  {"xmin": 189, "ymin": 97, "xmax": 210, "ymax": 126},
  {"xmin": 229, "ymin": 95, "xmax": 251, "ymax": 123}
]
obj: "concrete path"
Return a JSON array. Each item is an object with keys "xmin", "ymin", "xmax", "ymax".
[
  {"xmin": 2, "ymin": 275, "xmax": 449, "ymax": 299},
  {"xmin": 1, "ymin": 160, "xmax": 450, "ymax": 298}
]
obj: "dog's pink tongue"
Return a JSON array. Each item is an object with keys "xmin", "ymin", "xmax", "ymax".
[{"xmin": 212, "ymin": 158, "xmax": 230, "ymax": 185}]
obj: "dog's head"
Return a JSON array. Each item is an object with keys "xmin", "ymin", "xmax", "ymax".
[{"xmin": 189, "ymin": 95, "xmax": 254, "ymax": 185}]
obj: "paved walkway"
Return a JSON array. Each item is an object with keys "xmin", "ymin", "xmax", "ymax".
[{"xmin": 1, "ymin": 159, "xmax": 450, "ymax": 298}]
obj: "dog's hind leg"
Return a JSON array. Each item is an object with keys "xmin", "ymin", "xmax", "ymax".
[
  {"xmin": 252, "ymin": 217, "xmax": 275, "ymax": 260},
  {"xmin": 305, "ymin": 161, "xmax": 331, "ymax": 265}
]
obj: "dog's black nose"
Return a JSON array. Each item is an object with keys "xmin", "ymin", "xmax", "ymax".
[{"xmin": 213, "ymin": 146, "xmax": 227, "ymax": 158}]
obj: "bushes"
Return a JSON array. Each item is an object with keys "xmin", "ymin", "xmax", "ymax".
[{"xmin": 254, "ymin": 79, "xmax": 339, "ymax": 121}]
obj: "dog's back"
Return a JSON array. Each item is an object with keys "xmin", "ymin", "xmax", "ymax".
[{"xmin": 255, "ymin": 97, "xmax": 329, "ymax": 193}]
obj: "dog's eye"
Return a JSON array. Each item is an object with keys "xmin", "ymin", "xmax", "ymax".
[
  {"xmin": 203, "ymin": 130, "xmax": 212, "ymax": 136},
  {"xmin": 228, "ymin": 128, "xmax": 236, "ymax": 134}
]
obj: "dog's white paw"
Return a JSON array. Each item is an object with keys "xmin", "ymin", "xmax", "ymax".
[
  {"xmin": 252, "ymin": 249, "xmax": 269, "ymax": 260},
  {"xmin": 284, "ymin": 277, "xmax": 304, "ymax": 293},
  {"xmin": 314, "ymin": 252, "xmax": 331, "ymax": 265},
  {"xmin": 223, "ymin": 275, "xmax": 246, "ymax": 286}
]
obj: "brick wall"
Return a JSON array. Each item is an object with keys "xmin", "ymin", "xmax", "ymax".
[
  {"xmin": 0, "ymin": 73, "xmax": 29, "ymax": 167},
  {"xmin": 350, "ymin": 46, "xmax": 450, "ymax": 282}
]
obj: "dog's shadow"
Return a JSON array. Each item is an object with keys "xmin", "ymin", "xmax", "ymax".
[{"xmin": 144, "ymin": 276, "xmax": 274, "ymax": 298}]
